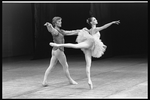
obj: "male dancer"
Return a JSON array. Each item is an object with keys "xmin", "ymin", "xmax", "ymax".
[{"xmin": 42, "ymin": 17, "xmax": 79, "ymax": 86}]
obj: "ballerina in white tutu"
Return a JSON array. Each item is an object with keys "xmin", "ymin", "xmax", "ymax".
[{"xmin": 50, "ymin": 17, "xmax": 120, "ymax": 89}]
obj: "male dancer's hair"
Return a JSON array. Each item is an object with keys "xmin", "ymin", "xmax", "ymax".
[{"xmin": 52, "ymin": 16, "xmax": 62, "ymax": 27}]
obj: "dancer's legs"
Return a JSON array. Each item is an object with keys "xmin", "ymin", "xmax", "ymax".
[
  {"xmin": 50, "ymin": 40, "xmax": 93, "ymax": 49},
  {"xmin": 58, "ymin": 51, "xmax": 78, "ymax": 85},
  {"xmin": 83, "ymin": 50, "xmax": 93, "ymax": 89},
  {"xmin": 42, "ymin": 50, "xmax": 58, "ymax": 86}
]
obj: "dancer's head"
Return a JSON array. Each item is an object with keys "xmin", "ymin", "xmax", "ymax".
[
  {"xmin": 52, "ymin": 16, "xmax": 62, "ymax": 27},
  {"xmin": 87, "ymin": 17, "xmax": 98, "ymax": 27}
]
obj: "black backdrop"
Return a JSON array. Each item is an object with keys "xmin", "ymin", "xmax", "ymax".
[{"xmin": 33, "ymin": 3, "xmax": 148, "ymax": 59}]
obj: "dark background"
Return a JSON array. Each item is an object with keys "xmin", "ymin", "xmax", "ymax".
[{"xmin": 2, "ymin": 3, "xmax": 148, "ymax": 60}]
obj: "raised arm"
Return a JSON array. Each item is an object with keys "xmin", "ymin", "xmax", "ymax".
[
  {"xmin": 95, "ymin": 20, "xmax": 120, "ymax": 32},
  {"xmin": 44, "ymin": 22, "xmax": 58, "ymax": 35}
]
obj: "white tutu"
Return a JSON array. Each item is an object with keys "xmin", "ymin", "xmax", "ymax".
[
  {"xmin": 76, "ymin": 29, "xmax": 106, "ymax": 58},
  {"xmin": 76, "ymin": 29, "xmax": 93, "ymax": 43}
]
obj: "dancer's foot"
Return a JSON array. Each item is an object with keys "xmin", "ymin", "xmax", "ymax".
[
  {"xmin": 88, "ymin": 81, "xmax": 93, "ymax": 89},
  {"xmin": 49, "ymin": 42, "xmax": 60, "ymax": 47},
  {"xmin": 42, "ymin": 81, "xmax": 48, "ymax": 87},
  {"xmin": 69, "ymin": 80, "xmax": 78, "ymax": 85}
]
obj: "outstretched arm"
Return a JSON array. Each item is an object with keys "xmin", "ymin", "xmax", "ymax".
[
  {"xmin": 44, "ymin": 22, "xmax": 58, "ymax": 35},
  {"xmin": 95, "ymin": 20, "xmax": 120, "ymax": 32},
  {"xmin": 63, "ymin": 27, "xmax": 89, "ymax": 36},
  {"xmin": 63, "ymin": 30, "xmax": 80, "ymax": 36}
]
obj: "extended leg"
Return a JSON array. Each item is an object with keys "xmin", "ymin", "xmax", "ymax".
[
  {"xmin": 42, "ymin": 53, "xmax": 57, "ymax": 86},
  {"xmin": 58, "ymin": 51, "xmax": 78, "ymax": 85},
  {"xmin": 50, "ymin": 41, "xmax": 92, "ymax": 49},
  {"xmin": 84, "ymin": 50, "xmax": 93, "ymax": 89}
]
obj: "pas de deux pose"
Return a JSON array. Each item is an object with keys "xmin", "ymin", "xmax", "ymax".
[{"xmin": 50, "ymin": 17, "xmax": 120, "ymax": 89}]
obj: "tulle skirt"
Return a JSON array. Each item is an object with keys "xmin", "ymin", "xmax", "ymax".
[{"xmin": 76, "ymin": 29, "xmax": 107, "ymax": 58}]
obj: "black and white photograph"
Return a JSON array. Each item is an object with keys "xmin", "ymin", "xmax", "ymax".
[{"xmin": 2, "ymin": 1, "xmax": 148, "ymax": 99}]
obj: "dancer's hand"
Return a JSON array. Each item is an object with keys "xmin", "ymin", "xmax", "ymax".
[
  {"xmin": 44, "ymin": 22, "xmax": 51, "ymax": 26},
  {"xmin": 113, "ymin": 20, "xmax": 120, "ymax": 25}
]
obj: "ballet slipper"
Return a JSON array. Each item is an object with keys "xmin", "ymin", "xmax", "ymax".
[
  {"xmin": 69, "ymin": 80, "xmax": 78, "ymax": 85},
  {"xmin": 49, "ymin": 42, "xmax": 54, "ymax": 46},
  {"xmin": 88, "ymin": 81, "xmax": 93, "ymax": 89},
  {"xmin": 42, "ymin": 81, "xmax": 48, "ymax": 87},
  {"xmin": 42, "ymin": 84, "xmax": 48, "ymax": 87},
  {"xmin": 49, "ymin": 42, "xmax": 59, "ymax": 47}
]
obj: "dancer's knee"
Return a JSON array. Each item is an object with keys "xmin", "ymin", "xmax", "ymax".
[
  {"xmin": 86, "ymin": 68, "xmax": 90, "ymax": 73},
  {"xmin": 86, "ymin": 70, "xmax": 90, "ymax": 74},
  {"xmin": 46, "ymin": 65, "xmax": 53, "ymax": 72},
  {"xmin": 86, "ymin": 63, "xmax": 91, "ymax": 67},
  {"xmin": 63, "ymin": 63, "xmax": 69, "ymax": 70}
]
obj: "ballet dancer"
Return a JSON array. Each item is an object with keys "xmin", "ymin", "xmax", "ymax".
[
  {"xmin": 42, "ymin": 16, "xmax": 81, "ymax": 86},
  {"xmin": 50, "ymin": 17, "xmax": 120, "ymax": 89}
]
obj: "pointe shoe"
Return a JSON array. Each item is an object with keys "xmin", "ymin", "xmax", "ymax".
[
  {"xmin": 49, "ymin": 42, "xmax": 59, "ymax": 47},
  {"xmin": 88, "ymin": 82, "xmax": 93, "ymax": 89},
  {"xmin": 49, "ymin": 42, "xmax": 55, "ymax": 46}
]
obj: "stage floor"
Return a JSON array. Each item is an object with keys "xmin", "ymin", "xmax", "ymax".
[{"xmin": 2, "ymin": 55, "xmax": 148, "ymax": 99}]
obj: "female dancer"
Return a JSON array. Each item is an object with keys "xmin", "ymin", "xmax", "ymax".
[{"xmin": 50, "ymin": 17, "xmax": 120, "ymax": 89}]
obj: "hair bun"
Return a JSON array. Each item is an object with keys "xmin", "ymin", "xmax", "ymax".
[
  {"xmin": 86, "ymin": 17, "xmax": 92, "ymax": 26},
  {"xmin": 86, "ymin": 19, "xmax": 89, "ymax": 24}
]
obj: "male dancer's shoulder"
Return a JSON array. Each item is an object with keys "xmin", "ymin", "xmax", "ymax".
[{"xmin": 58, "ymin": 29, "xmax": 66, "ymax": 36}]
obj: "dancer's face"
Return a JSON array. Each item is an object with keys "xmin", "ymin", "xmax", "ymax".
[
  {"xmin": 91, "ymin": 17, "xmax": 98, "ymax": 25},
  {"xmin": 55, "ymin": 19, "xmax": 62, "ymax": 27}
]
